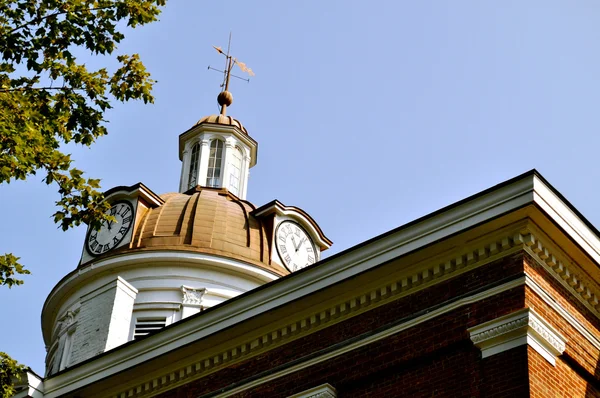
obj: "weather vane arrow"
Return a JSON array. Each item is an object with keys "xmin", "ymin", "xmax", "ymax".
[{"xmin": 207, "ymin": 33, "xmax": 254, "ymax": 116}]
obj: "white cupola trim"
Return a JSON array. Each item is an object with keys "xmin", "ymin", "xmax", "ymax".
[{"xmin": 178, "ymin": 122, "xmax": 257, "ymax": 199}]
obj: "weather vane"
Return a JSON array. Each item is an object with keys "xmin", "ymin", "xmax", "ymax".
[{"xmin": 208, "ymin": 33, "xmax": 255, "ymax": 115}]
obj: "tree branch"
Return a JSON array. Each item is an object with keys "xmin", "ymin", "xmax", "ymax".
[
  {"xmin": 0, "ymin": 86, "xmax": 81, "ymax": 93},
  {"xmin": 8, "ymin": 4, "xmax": 118, "ymax": 35}
]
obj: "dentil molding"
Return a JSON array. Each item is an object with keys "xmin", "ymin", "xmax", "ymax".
[
  {"xmin": 111, "ymin": 227, "xmax": 597, "ymax": 398},
  {"xmin": 521, "ymin": 228, "xmax": 600, "ymax": 317}
]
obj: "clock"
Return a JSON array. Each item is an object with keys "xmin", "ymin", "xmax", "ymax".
[
  {"xmin": 275, "ymin": 221, "xmax": 317, "ymax": 272},
  {"xmin": 86, "ymin": 201, "xmax": 134, "ymax": 256}
]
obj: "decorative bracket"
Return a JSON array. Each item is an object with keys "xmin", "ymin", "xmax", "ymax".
[
  {"xmin": 468, "ymin": 308, "xmax": 566, "ymax": 365},
  {"xmin": 181, "ymin": 286, "xmax": 206, "ymax": 307},
  {"xmin": 287, "ymin": 383, "xmax": 337, "ymax": 398}
]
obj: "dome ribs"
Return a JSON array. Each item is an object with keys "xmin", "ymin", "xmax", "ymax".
[
  {"xmin": 239, "ymin": 199, "xmax": 257, "ymax": 211},
  {"xmin": 191, "ymin": 190, "xmax": 218, "ymax": 249},
  {"xmin": 228, "ymin": 196, "xmax": 252, "ymax": 248},
  {"xmin": 173, "ymin": 196, "xmax": 190, "ymax": 236},
  {"xmin": 238, "ymin": 199, "xmax": 266, "ymax": 261},
  {"xmin": 191, "ymin": 114, "xmax": 249, "ymax": 135},
  {"xmin": 257, "ymin": 219, "xmax": 268, "ymax": 264},
  {"xmin": 245, "ymin": 206, "xmax": 266, "ymax": 263},
  {"xmin": 141, "ymin": 206, "xmax": 160, "ymax": 241},
  {"xmin": 216, "ymin": 193, "xmax": 251, "ymax": 260},
  {"xmin": 155, "ymin": 194, "xmax": 189, "ymax": 236},
  {"xmin": 181, "ymin": 193, "xmax": 200, "ymax": 245},
  {"xmin": 131, "ymin": 205, "xmax": 151, "ymax": 248},
  {"xmin": 103, "ymin": 190, "xmax": 286, "ymax": 276}
]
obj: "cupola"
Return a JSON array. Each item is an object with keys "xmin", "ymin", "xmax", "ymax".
[
  {"xmin": 40, "ymin": 43, "xmax": 331, "ymax": 378},
  {"xmin": 177, "ymin": 104, "xmax": 257, "ymax": 199},
  {"xmin": 178, "ymin": 47, "xmax": 257, "ymax": 199}
]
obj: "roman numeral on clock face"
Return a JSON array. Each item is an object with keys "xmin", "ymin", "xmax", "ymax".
[
  {"xmin": 120, "ymin": 206, "xmax": 131, "ymax": 217},
  {"xmin": 86, "ymin": 201, "xmax": 134, "ymax": 257},
  {"xmin": 275, "ymin": 221, "xmax": 317, "ymax": 272}
]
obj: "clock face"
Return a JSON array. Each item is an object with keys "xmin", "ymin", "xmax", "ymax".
[
  {"xmin": 86, "ymin": 201, "xmax": 134, "ymax": 256},
  {"xmin": 275, "ymin": 221, "xmax": 316, "ymax": 272}
]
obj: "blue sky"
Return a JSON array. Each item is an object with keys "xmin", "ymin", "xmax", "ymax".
[{"xmin": 3, "ymin": 1, "xmax": 600, "ymax": 374}]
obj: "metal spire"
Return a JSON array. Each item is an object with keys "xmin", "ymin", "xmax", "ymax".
[{"xmin": 208, "ymin": 33, "xmax": 255, "ymax": 116}]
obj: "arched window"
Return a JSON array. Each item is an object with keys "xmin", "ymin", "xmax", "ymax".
[
  {"xmin": 187, "ymin": 143, "xmax": 200, "ymax": 189},
  {"xmin": 206, "ymin": 139, "xmax": 224, "ymax": 187},
  {"xmin": 228, "ymin": 147, "xmax": 243, "ymax": 196}
]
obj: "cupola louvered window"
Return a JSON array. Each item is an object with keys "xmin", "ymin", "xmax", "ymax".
[{"xmin": 134, "ymin": 317, "xmax": 167, "ymax": 339}]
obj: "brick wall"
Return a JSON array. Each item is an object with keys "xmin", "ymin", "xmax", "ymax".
[
  {"xmin": 528, "ymin": 346, "xmax": 598, "ymax": 398},
  {"xmin": 524, "ymin": 254, "xmax": 600, "ymax": 397},
  {"xmin": 157, "ymin": 254, "xmax": 527, "ymax": 397},
  {"xmin": 152, "ymin": 251, "xmax": 600, "ymax": 398},
  {"xmin": 480, "ymin": 346, "xmax": 529, "ymax": 397},
  {"xmin": 233, "ymin": 299, "xmax": 525, "ymax": 398}
]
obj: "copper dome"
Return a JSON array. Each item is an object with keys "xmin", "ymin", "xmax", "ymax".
[
  {"xmin": 87, "ymin": 187, "xmax": 287, "ymax": 276},
  {"xmin": 194, "ymin": 114, "xmax": 248, "ymax": 135}
]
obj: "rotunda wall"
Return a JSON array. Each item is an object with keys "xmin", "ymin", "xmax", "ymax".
[{"xmin": 43, "ymin": 251, "xmax": 279, "ymax": 375}]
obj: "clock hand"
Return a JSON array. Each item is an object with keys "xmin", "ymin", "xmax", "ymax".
[
  {"xmin": 291, "ymin": 236, "xmax": 298, "ymax": 251},
  {"xmin": 297, "ymin": 237, "xmax": 305, "ymax": 251}
]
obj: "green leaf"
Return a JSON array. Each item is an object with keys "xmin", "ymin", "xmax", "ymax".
[
  {"xmin": 0, "ymin": 352, "xmax": 26, "ymax": 398},
  {"xmin": 0, "ymin": 0, "xmax": 166, "ymax": 392}
]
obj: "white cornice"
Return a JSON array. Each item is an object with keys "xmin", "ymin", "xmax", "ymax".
[
  {"xmin": 42, "ymin": 234, "xmax": 525, "ymax": 397},
  {"xmin": 532, "ymin": 175, "xmax": 600, "ymax": 266},
  {"xmin": 42, "ymin": 232, "xmax": 599, "ymax": 398},
  {"xmin": 39, "ymin": 172, "xmax": 600, "ymax": 397},
  {"xmin": 13, "ymin": 371, "xmax": 44, "ymax": 398},
  {"xmin": 468, "ymin": 308, "xmax": 566, "ymax": 365},
  {"xmin": 38, "ymin": 174, "xmax": 536, "ymax": 396},
  {"xmin": 47, "ymin": 228, "xmax": 525, "ymax": 398},
  {"xmin": 287, "ymin": 383, "xmax": 337, "ymax": 398}
]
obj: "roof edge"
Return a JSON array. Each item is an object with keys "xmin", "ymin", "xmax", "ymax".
[{"xmin": 41, "ymin": 169, "xmax": 600, "ymax": 396}]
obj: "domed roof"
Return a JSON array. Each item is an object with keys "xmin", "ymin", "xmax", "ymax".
[
  {"xmin": 194, "ymin": 114, "xmax": 248, "ymax": 135},
  {"xmin": 84, "ymin": 187, "xmax": 287, "ymax": 276}
]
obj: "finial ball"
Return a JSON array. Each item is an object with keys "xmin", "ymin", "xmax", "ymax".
[{"xmin": 217, "ymin": 91, "xmax": 233, "ymax": 107}]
